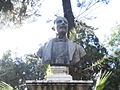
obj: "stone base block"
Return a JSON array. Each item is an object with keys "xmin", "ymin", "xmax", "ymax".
[
  {"xmin": 26, "ymin": 80, "xmax": 93, "ymax": 90},
  {"xmin": 46, "ymin": 66, "xmax": 72, "ymax": 81},
  {"xmin": 46, "ymin": 73, "xmax": 72, "ymax": 81}
]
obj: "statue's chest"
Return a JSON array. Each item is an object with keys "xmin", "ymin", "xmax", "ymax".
[
  {"xmin": 53, "ymin": 42, "xmax": 67, "ymax": 52},
  {"xmin": 51, "ymin": 41, "xmax": 69, "ymax": 64}
]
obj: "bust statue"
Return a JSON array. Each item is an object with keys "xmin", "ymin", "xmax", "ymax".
[{"xmin": 37, "ymin": 16, "xmax": 86, "ymax": 66}]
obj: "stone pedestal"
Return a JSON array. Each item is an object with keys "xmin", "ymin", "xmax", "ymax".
[
  {"xmin": 26, "ymin": 66, "xmax": 93, "ymax": 90},
  {"xmin": 26, "ymin": 80, "xmax": 93, "ymax": 90},
  {"xmin": 46, "ymin": 66, "xmax": 72, "ymax": 81}
]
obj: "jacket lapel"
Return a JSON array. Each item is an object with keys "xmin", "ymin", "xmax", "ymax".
[{"xmin": 68, "ymin": 40, "xmax": 76, "ymax": 61}]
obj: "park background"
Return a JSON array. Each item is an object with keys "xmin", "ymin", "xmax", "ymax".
[{"xmin": 0, "ymin": 0, "xmax": 120, "ymax": 90}]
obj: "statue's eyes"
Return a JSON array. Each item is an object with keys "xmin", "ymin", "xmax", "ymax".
[
  {"xmin": 63, "ymin": 20, "xmax": 68, "ymax": 24},
  {"xmin": 57, "ymin": 20, "xmax": 62, "ymax": 23},
  {"xmin": 57, "ymin": 20, "xmax": 68, "ymax": 24}
]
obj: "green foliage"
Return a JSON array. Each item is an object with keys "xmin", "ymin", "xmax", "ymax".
[
  {"xmin": 0, "ymin": 0, "xmax": 111, "ymax": 29},
  {"xmin": 0, "ymin": 0, "xmax": 42, "ymax": 28},
  {"xmin": 0, "ymin": 81, "xmax": 14, "ymax": 90},
  {"xmin": 93, "ymin": 24, "xmax": 120, "ymax": 90},
  {"xmin": 103, "ymin": 25, "xmax": 120, "ymax": 90},
  {"xmin": 69, "ymin": 21, "xmax": 107, "ymax": 80},
  {"xmin": 108, "ymin": 25, "xmax": 120, "ymax": 47},
  {"xmin": 97, "ymin": 55, "xmax": 120, "ymax": 90},
  {"xmin": 0, "ymin": 50, "xmax": 46, "ymax": 89},
  {"xmin": 0, "ymin": 0, "xmax": 14, "ymax": 12},
  {"xmin": 75, "ymin": 0, "xmax": 110, "ymax": 20},
  {"xmin": 96, "ymin": 70, "xmax": 112, "ymax": 90}
]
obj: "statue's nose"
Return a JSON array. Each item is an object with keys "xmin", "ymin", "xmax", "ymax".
[
  {"xmin": 62, "ymin": 23, "xmax": 65, "ymax": 26},
  {"xmin": 61, "ymin": 21, "xmax": 65, "ymax": 25}
]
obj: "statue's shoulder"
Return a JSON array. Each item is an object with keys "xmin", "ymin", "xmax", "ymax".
[
  {"xmin": 46, "ymin": 38, "xmax": 56, "ymax": 43},
  {"xmin": 68, "ymin": 39, "xmax": 84, "ymax": 49},
  {"xmin": 43, "ymin": 38, "xmax": 56, "ymax": 46},
  {"xmin": 68, "ymin": 39, "xmax": 77, "ymax": 46}
]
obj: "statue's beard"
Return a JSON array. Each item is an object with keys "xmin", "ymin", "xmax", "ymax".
[
  {"xmin": 57, "ymin": 25, "xmax": 68, "ymax": 38},
  {"xmin": 58, "ymin": 31, "xmax": 67, "ymax": 39},
  {"xmin": 58, "ymin": 31, "xmax": 66, "ymax": 35}
]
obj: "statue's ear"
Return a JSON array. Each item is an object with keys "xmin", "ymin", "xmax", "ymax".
[{"xmin": 52, "ymin": 26, "xmax": 55, "ymax": 31}]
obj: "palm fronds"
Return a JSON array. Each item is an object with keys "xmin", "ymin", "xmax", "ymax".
[
  {"xmin": 95, "ymin": 70, "xmax": 112, "ymax": 90},
  {"xmin": 0, "ymin": 81, "xmax": 13, "ymax": 90}
]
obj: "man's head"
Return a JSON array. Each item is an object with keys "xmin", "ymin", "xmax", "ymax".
[{"xmin": 54, "ymin": 17, "xmax": 68, "ymax": 35}]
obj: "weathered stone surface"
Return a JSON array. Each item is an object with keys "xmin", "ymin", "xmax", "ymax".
[
  {"xmin": 46, "ymin": 74, "xmax": 72, "ymax": 81},
  {"xmin": 37, "ymin": 17, "xmax": 86, "ymax": 66},
  {"xmin": 50, "ymin": 66, "xmax": 69, "ymax": 74},
  {"xmin": 26, "ymin": 80, "xmax": 93, "ymax": 90},
  {"xmin": 45, "ymin": 66, "xmax": 72, "ymax": 81},
  {"xmin": 27, "ymin": 17, "xmax": 92, "ymax": 90}
]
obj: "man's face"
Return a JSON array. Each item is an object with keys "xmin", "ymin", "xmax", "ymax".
[{"xmin": 54, "ymin": 17, "xmax": 68, "ymax": 34}]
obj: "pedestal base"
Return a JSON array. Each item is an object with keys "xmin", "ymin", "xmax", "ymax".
[
  {"xmin": 26, "ymin": 66, "xmax": 93, "ymax": 90},
  {"xmin": 26, "ymin": 80, "xmax": 93, "ymax": 90}
]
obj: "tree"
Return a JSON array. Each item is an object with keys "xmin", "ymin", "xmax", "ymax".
[
  {"xmin": 62, "ymin": 0, "xmax": 110, "ymax": 37},
  {"xmin": 0, "ymin": 0, "xmax": 42, "ymax": 28},
  {"xmin": 0, "ymin": 0, "xmax": 110, "ymax": 29},
  {"xmin": 95, "ymin": 70, "xmax": 112, "ymax": 90},
  {"xmin": 90, "ymin": 25, "xmax": 120, "ymax": 90},
  {"xmin": 0, "ymin": 0, "xmax": 111, "ymax": 84},
  {"xmin": 0, "ymin": 81, "xmax": 16, "ymax": 90},
  {"xmin": 62, "ymin": 0, "xmax": 75, "ymax": 38},
  {"xmin": 102, "ymin": 25, "xmax": 120, "ymax": 90},
  {"xmin": 69, "ymin": 21, "xmax": 108, "ymax": 80},
  {"xmin": 60, "ymin": 0, "xmax": 110, "ymax": 81},
  {"xmin": 0, "ymin": 51, "xmax": 46, "ymax": 89},
  {"xmin": 0, "ymin": 0, "xmax": 13, "ymax": 12}
]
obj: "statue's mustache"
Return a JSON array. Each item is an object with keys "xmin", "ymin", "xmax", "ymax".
[{"xmin": 59, "ymin": 25, "xmax": 67, "ymax": 29}]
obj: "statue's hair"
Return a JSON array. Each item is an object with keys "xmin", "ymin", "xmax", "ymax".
[
  {"xmin": 52, "ymin": 16, "xmax": 68, "ymax": 31},
  {"xmin": 54, "ymin": 16, "xmax": 68, "ymax": 24}
]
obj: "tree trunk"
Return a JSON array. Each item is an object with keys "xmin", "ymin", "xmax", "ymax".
[
  {"xmin": 62, "ymin": 0, "xmax": 81, "ymax": 80},
  {"xmin": 62, "ymin": 0, "xmax": 75, "ymax": 38}
]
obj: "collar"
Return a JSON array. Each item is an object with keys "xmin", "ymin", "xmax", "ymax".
[{"xmin": 55, "ymin": 37, "xmax": 68, "ymax": 42}]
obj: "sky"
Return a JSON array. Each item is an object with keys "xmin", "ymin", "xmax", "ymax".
[{"xmin": 0, "ymin": 0, "xmax": 120, "ymax": 58}]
